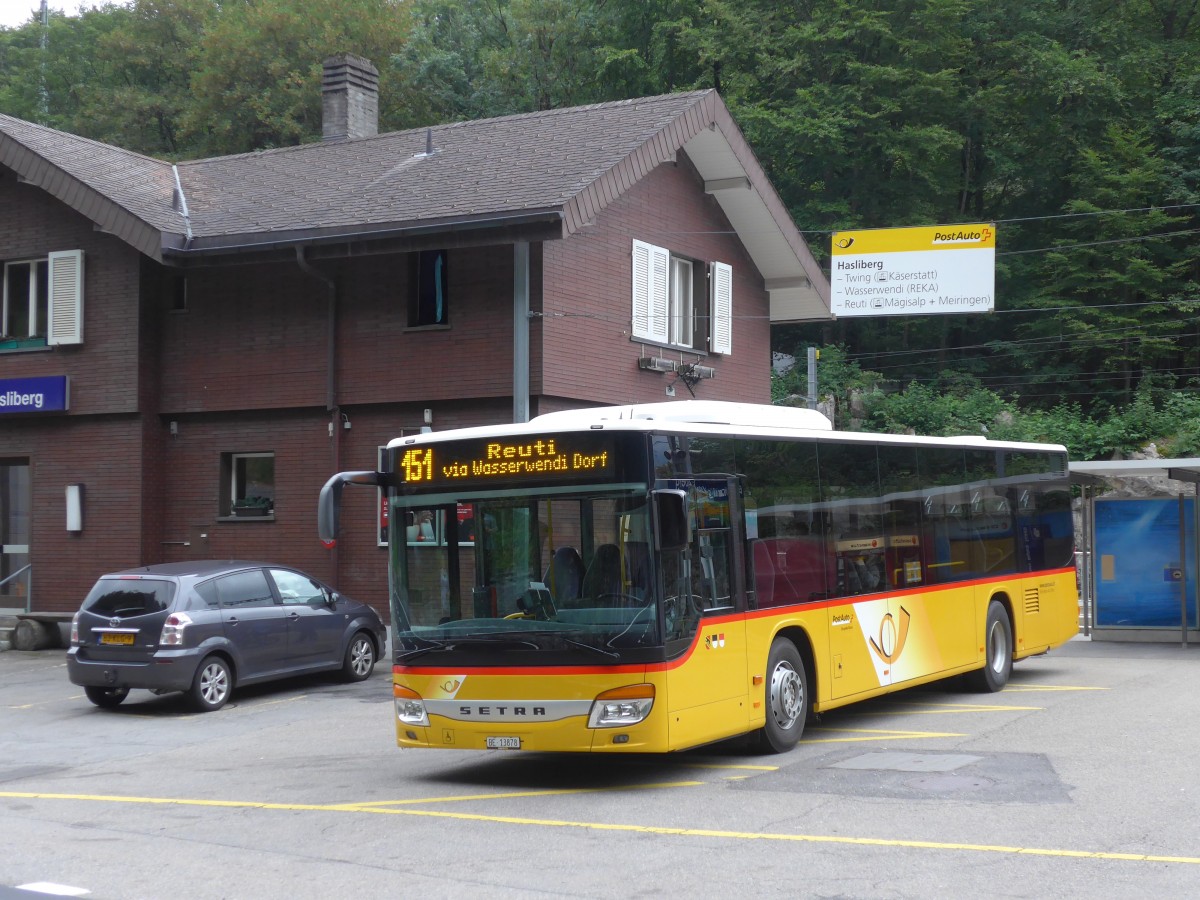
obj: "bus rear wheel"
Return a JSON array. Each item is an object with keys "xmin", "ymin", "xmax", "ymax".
[
  {"xmin": 967, "ymin": 600, "xmax": 1012, "ymax": 693},
  {"xmin": 754, "ymin": 639, "xmax": 808, "ymax": 753}
]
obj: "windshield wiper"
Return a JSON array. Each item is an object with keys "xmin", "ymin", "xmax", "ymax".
[
  {"xmin": 401, "ymin": 635, "xmax": 541, "ymax": 659},
  {"xmin": 395, "ymin": 638, "xmax": 448, "ymax": 664},
  {"xmin": 560, "ymin": 636, "xmax": 620, "ymax": 659},
  {"xmin": 452, "ymin": 636, "xmax": 541, "ymax": 651}
]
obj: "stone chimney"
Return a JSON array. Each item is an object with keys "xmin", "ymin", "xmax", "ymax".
[{"xmin": 322, "ymin": 54, "xmax": 379, "ymax": 141}]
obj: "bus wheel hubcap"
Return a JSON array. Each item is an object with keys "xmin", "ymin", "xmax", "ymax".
[
  {"xmin": 989, "ymin": 623, "xmax": 1008, "ymax": 673},
  {"xmin": 769, "ymin": 661, "xmax": 803, "ymax": 728}
]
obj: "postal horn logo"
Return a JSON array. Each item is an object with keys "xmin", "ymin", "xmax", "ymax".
[{"xmin": 868, "ymin": 606, "xmax": 912, "ymax": 664}]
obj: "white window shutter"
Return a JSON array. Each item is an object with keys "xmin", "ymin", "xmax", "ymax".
[
  {"xmin": 631, "ymin": 240, "xmax": 669, "ymax": 343},
  {"xmin": 47, "ymin": 250, "xmax": 84, "ymax": 346},
  {"xmin": 710, "ymin": 261, "xmax": 732, "ymax": 355}
]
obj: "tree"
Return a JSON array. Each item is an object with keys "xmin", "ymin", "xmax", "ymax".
[{"xmin": 182, "ymin": 0, "xmax": 413, "ymax": 155}]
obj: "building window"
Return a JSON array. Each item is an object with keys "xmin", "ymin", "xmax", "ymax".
[
  {"xmin": 631, "ymin": 240, "xmax": 731, "ymax": 354},
  {"xmin": 168, "ymin": 272, "xmax": 188, "ymax": 312},
  {"xmin": 1, "ymin": 250, "xmax": 84, "ymax": 349},
  {"xmin": 408, "ymin": 249, "xmax": 448, "ymax": 327},
  {"xmin": 2, "ymin": 260, "xmax": 48, "ymax": 347},
  {"xmin": 669, "ymin": 257, "xmax": 694, "ymax": 346},
  {"xmin": 222, "ymin": 452, "xmax": 275, "ymax": 517}
]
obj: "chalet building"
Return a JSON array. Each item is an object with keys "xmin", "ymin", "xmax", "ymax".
[{"xmin": 0, "ymin": 54, "xmax": 830, "ymax": 619}]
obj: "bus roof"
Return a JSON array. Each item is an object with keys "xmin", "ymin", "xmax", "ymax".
[{"xmin": 387, "ymin": 401, "xmax": 1067, "ymax": 454}]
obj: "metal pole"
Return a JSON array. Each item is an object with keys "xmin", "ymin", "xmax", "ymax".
[
  {"xmin": 1179, "ymin": 494, "xmax": 1188, "ymax": 648},
  {"xmin": 806, "ymin": 347, "xmax": 818, "ymax": 410},
  {"xmin": 1192, "ymin": 484, "xmax": 1198, "ymax": 648},
  {"xmin": 512, "ymin": 241, "xmax": 530, "ymax": 423},
  {"xmin": 1083, "ymin": 485, "xmax": 1092, "ymax": 636}
]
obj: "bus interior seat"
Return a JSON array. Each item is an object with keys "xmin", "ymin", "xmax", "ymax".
[
  {"xmin": 752, "ymin": 541, "xmax": 775, "ymax": 607},
  {"xmin": 771, "ymin": 537, "xmax": 829, "ymax": 603},
  {"xmin": 543, "ymin": 546, "xmax": 585, "ymax": 602},
  {"xmin": 582, "ymin": 543, "xmax": 624, "ymax": 598},
  {"xmin": 623, "ymin": 541, "xmax": 652, "ymax": 601}
]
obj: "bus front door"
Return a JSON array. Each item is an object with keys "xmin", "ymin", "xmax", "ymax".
[{"xmin": 665, "ymin": 480, "xmax": 750, "ymax": 748}]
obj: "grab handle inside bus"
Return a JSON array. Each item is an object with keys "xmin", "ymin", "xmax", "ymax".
[
  {"xmin": 318, "ymin": 470, "xmax": 385, "ymax": 546},
  {"xmin": 653, "ymin": 488, "xmax": 690, "ymax": 551}
]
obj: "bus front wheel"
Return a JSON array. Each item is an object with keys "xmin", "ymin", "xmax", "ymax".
[
  {"xmin": 754, "ymin": 639, "xmax": 808, "ymax": 753},
  {"xmin": 967, "ymin": 600, "xmax": 1013, "ymax": 693}
]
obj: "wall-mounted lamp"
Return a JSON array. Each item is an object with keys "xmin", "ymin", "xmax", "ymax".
[
  {"xmin": 66, "ymin": 483, "xmax": 84, "ymax": 533},
  {"xmin": 423, "ymin": 408, "xmax": 433, "ymax": 425},
  {"xmin": 169, "ymin": 421, "xmax": 178, "ymax": 437},
  {"xmin": 341, "ymin": 412, "xmax": 351, "ymax": 430}
]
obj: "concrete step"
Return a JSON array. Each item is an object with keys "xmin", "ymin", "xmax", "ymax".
[{"xmin": 0, "ymin": 615, "xmax": 17, "ymax": 652}]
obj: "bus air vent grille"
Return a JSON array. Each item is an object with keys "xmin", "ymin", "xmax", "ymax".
[{"xmin": 1024, "ymin": 588, "xmax": 1040, "ymax": 615}]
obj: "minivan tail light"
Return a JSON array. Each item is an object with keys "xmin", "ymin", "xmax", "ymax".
[
  {"xmin": 70, "ymin": 612, "xmax": 80, "ymax": 645},
  {"xmin": 159, "ymin": 612, "xmax": 193, "ymax": 646}
]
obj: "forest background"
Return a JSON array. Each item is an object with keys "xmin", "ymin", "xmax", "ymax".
[{"xmin": 2, "ymin": 0, "xmax": 1199, "ymax": 461}]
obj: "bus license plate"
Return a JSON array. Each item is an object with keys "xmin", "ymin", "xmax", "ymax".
[
  {"xmin": 486, "ymin": 737, "xmax": 521, "ymax": 750},
  {"xmin": 100, "ymin": 633, "xmax": 135, "ymax": 645}
]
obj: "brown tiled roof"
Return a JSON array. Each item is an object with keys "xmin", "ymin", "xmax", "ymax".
[
  {"xmin": 177, "ymin": 91, "xmax": 715, "ymax": 247},
  {"xmin": 0, "ymin": 90, "xmax": 830, "ymax": 317},
  {"xmin": 0, "ymin": 113, "xmax": 186, "ymax": 256}
]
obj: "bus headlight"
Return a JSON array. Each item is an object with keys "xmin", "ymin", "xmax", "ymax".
[
  {"xmin": 394, "ymin": 684, "xmax": 429, "ymax": 727},
  {"xmin": 588, "ymin": 684, "xmax": 655, "ymax": 728}
]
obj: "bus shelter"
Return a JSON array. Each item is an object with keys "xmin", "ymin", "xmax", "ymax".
[{"xmin": 1070, "ymin": 459, "xmax": 1200, "ymax": 645}]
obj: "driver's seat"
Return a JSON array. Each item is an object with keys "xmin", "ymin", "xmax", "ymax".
[
  {"xmin": 582, "ymin": 543, "xmax": 624, "ymax": 598},
  {"xmin": 543, "ymin": 546, "xmax": 585, "ymax": 603}
]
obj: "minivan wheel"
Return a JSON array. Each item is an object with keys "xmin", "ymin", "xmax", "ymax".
[
  {"xmin": 84, "ymin": 685, "xmax": 129, "ymax": 709},
  {"xmin": 342, "ymin": 632, "xmax": 376, "ymax": 683},
  {"xmin": 189, "ymin": 656, "xmax": 232, "ymax": 711}
]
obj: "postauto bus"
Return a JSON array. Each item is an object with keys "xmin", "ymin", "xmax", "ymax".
[{"xmin": 318, "ymin": 401, "xmax": 1078, "ymax": 754}]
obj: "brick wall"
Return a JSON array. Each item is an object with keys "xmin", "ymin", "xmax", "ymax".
[
  {"xmin": 0, "ymin": 171, "xmax": 150, "ymax": 612},
  {"xmin": 0, "ymin": 175, "xmax": 144, "ymax": 415},
  {"xmin": 1, "ymin": 148, "xmax": 777, "ymax": 617},
  {"xmin": 540, "ymin": 150, "xmax": 771, "ymax": 408}
]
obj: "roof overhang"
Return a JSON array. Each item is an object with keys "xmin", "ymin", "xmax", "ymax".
[
  {"xmin": 160, "ymin": 209, "xmax": 565, "ymax": 265},
  {"xmin": 0, "ymin": 137, "xmax": 165, "ymax": 260},
  {"xmin": 682, "ymin": 111, "xmax": 830, "ymax": 324},
  {"xmin": 1071, "ymin": 459, "xmax": 1200, "ymax": 488}
]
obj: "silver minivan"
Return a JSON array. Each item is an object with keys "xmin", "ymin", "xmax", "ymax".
[{"xmin": 67, "ymin": 560, "xmax": 386, "ymax": 711}]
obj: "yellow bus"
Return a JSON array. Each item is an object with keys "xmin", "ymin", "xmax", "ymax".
[{"xmin": 318, "ymin": 401, "xmax": 1078, "ymax": 754}]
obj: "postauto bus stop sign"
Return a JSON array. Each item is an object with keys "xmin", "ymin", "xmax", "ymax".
[{"xmin": 829, "ymin": 223, "xmax": 995, "ymax": 318}]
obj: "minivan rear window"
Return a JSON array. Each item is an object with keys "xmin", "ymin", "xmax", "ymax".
[{"xmin": 82, "ymin": 579, "xmax": 176, "ymax": 617}]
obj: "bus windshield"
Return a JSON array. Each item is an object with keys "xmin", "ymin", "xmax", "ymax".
[{"xmin": 388, "ymin": 487, "xmax": 660, "ymax": 661}]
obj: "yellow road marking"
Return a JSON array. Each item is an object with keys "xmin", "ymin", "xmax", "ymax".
[
  {"xmin": 680, "ymin": 763, "xmax": 779, "ymax": 772},
  {"xmin": 804, "ymin": 728, "xmax": 967, "ymax": 743},
  {"xmin": 2, "ymin": 790, "xmax": 1196, "ymax": 865},
  {"xmin": 865, "ymin": 703, "xmax": 1044, "ymax": 715},
  {"xmin": 344, "ymin": 782, "xmax": 703, "ymax": 806}
]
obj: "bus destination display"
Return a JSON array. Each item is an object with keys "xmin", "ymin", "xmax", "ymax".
[{"xmin": 397, "ymin": 434, "xmax": 619, "ymax": 488}]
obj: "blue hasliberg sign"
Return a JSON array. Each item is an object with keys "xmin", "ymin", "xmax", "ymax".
[{"xmin": 0, "ymin": 376, "xmax": 69, "ymax": 413}]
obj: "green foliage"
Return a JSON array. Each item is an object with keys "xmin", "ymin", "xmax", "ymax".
[
  {"xmin": 182, "ymin": 0, "xmax": 412, "ymax": 155},
  {"xmin": 2, "ymin": 0, "xmax": 1200, "ymax": 455}
]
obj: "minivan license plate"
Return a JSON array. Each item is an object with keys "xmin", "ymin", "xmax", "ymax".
[
  {"xmin": 100, "ymin": 633, "xmax": 135, "ymax": 645},
  {"xmin": 486, "ymin": 736, "xmax": 521, "ymax": 750}
]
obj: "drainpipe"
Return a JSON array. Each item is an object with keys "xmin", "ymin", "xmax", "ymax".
[
  {"xmin": 296, "ymin": 246, "xmax": 339, "ymax": 580},
  {"xmin": 513, "ymin": 241, "xmax": 530, "ymax": 423}
]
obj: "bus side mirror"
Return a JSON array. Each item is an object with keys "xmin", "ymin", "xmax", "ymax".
[
  {"xmin": 653, "ymin": 489, "xmax": 690, "ymax": 551},
  {"xmin": 318, "ymin": 470, "xmax": 385, "ymax": 546}
]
